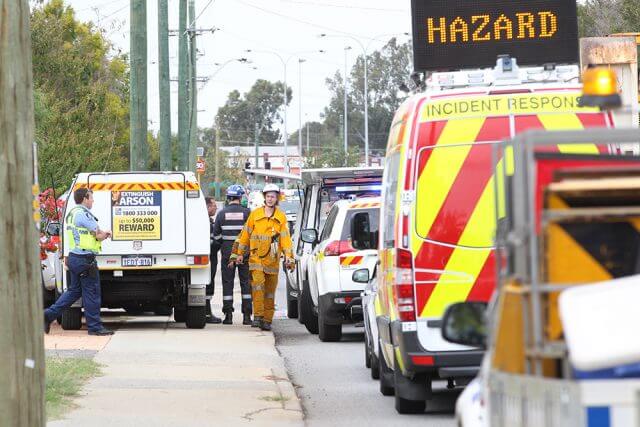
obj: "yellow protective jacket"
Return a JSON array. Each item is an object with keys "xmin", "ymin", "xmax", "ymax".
[{"xmin": 232, "ymin": 206, "xmax": 293, "ymax": 274}]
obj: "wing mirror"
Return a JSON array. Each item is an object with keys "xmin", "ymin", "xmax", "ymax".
[
  {"xmin": 45, "ymin": 221, "xmax": 61, "ymax": 237},
  {"xmin": 352, "ymin": 268, "xmax": 370, "ymax": 284},
  {"xmin": 441, "ymin": 302, "xmax": 488, "ymax": 349},
  {"xmin": 300, "ymin": 229, "xmax": 318, "ymax": 244}
]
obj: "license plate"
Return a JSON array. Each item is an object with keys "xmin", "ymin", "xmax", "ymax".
[{"xmin": 121, "ymin": 255, "xmax": 153, "ymax": 267}]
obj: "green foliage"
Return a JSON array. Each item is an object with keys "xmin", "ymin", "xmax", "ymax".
[
  {"xmin": 31, "ymin": 0, "xmax": 130, "ymax": 193},
  {"xmin": 215, "ymin": 79, "xmax": 291, "ymax": 148},
  {"xmin": 46, "ymin": 357, "xmax": 102, "ymax": 420},
  {"xmin": 578, "ymin": 0, "xmax": 640, "ymax": 37},
  {"xmin": 304, "ymin": 138, "xmax": 360, "ymax": 168},
  {"xmin": 320, "ymin": 38, "xmax": 412, "ymax": 154}
]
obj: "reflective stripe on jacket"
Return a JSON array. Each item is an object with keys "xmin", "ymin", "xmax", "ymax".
[{"xmin": 233, "ymin": 206, "xmax": 293, "ymax": 272}]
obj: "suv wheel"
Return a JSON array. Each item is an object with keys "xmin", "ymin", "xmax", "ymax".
[
  {"xmin": 300, "ymin": 278, "xmax": 318, "ymax": 334},
  {"xmin": 185, "ymin": 306, "xmax": 206, "ymax": 329},
  {"xmin": 60, "ymin": 307, "xmax": 82, "ymax": 330},
  {"xmin": 286, "ymin": 275, "xmax": 299, "ymax": 319}
]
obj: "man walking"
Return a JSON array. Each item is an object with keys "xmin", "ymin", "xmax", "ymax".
[
  {"xmin": 229, "ymin": 184, "xmax": 294, "ymax": 331},
  {"xmin": 206, "ymin": 197, "xmax": 222, "ymax": 324},
  {"xmin": 44, "ymin": 188, "xmax": 113, "ymax": 335},
  {"xmin": 213, "ymin": 185, "xmax": 252, "ymax": 325}
]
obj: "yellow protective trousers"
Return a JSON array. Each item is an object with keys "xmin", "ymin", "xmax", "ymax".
[{"xmin": 251, "ymin": 270, "xmax": 279, "ymax": 323}]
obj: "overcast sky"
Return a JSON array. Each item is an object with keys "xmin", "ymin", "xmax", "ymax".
[{"xmin": 62, "ymin": 0, "xmax": 413, "ymax": 137}]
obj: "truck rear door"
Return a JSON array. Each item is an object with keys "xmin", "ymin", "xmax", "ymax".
[{"xmin": 86, "ymin": 173, "xmax": 188, "ymax": 255}]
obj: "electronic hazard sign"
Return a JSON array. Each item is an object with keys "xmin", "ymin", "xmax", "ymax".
[
  {"xmin": 411, "ymin": 0, "xmax": 579, "ymax": 71},
  {"xmin": 111, "ymin": 191, "xmax": 162, "ymax": 241}
]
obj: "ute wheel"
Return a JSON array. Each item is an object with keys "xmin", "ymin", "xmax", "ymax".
[
  {"xmin": 300, "ymin": 278, "xmax": 318, "ymax": 334},
  {"xmin": 395, "ymin": 395, "xmax": 426, "ymax": 414},
  {"xmin": 61, "ymin": 307, "xmax": 82, "ymax": 330},
  {"xmin": 174, "ymin": 308, "xmax": 186, "ymax": 323},
  {"xmin": 379, "ymin": 347, "xmax": 395, "ymax": 396},
  {"xmin": 286, "ymin": 276, "xmax": 299, "ymax": 319},
  {"xmin": 185, "ymin": 306, "xmax": 206, "ymax": 329},
  {"xmin": 319, "ymin": 319, "xmax": 342, "ymax": 342},
  {"xmin": 154, "ymin": 305, "xmax": 173, "ymax": 316}
]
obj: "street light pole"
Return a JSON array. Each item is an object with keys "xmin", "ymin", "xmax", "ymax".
[
  {"xmin": 298, "ymin": 58, "xmax": 306, "ymax": 162},
  {"xmin": 344, "ymin": 46, "xmax": 351, "ymax": 159}
]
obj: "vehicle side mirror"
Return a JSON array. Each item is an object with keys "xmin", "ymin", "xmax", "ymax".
[
  {"xmin": 352, "ymin": 268, "xmax": 370, "ymax": 284},
  {"xmin": 46, "ymin": 221, "xmax": 61, "ymax": 237},
  {"xmin": 300, "ymin": 229, "xmax": 318, "ymax": 244},
  {"xmin": 351, "ymin": 212, "xmax": 371, "ymax": 250},
  {"xmin": 441, "ymin": 302, "xmax": 488, "ymax": 349}
]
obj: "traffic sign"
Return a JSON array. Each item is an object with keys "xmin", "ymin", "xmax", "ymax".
[{"xmin": 196, "ymin": 159, "xmax": 206, "ymax": 173}]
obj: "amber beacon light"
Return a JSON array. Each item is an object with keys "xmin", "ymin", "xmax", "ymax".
[{"xmin": 578, "ymin": 67, "xmax": 622, "ymax": 109}]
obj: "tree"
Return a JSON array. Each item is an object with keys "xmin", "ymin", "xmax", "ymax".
[
  {"xmin": 215, "ymin": 79, "xmax": 291, "ymax": 148},
  {"xmin": 1, "ymin": 0, "xmax": 46, "ymax": 424},
  {"xmin": 304, "ymin": 139, "xmax": 360, "ymax": 168},
  {"xmin": 321, "ymin": 38, "xmax": 412, "ymax": 155},
  {"xmin": 578, "ymin": 0, "xmax": 640, "ymax": 37},
  {"xmin": 31, "ymin": 0, "xmax": 130, "ymax": 193}
]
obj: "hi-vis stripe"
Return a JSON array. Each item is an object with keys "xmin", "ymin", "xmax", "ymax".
[
  {"xmin": 74, "ymin": 182, "xmax": 200, "ymax": 191},
  {"xmin": 340, "ymin": 256, "xmax": 363, "ymax": 266},
  {"xmin": 350, "ymin": 202, "xmax": 380, "ymax": 209},
  {"xmin": 413, "ymin": 108, "xmax": 607, "ymax": 318}
]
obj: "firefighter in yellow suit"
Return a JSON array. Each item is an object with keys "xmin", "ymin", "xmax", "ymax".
[{"xmin": 229, "ymin": 184, "xmax": 294, "ymax": 331}]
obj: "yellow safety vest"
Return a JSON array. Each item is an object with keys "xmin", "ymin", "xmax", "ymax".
[{"xmin": 65, "ymin": 207, "xmax": 102, "ymax": 253}]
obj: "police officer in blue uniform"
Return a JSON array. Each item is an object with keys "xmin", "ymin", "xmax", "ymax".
[
  {"xmin": 213, "ymin": 185, "xmax": 252, "ymax": 325},
  {"xmin": 205, "ymin": 197, "xmax": 223, "ymax": 324},
  {"xmin": 44, "ymin": 188, "xmax": 114, "ymax": 335}
]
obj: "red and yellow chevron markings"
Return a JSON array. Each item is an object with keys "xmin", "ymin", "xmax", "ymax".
[
  {"xmin": 349, "ymin": 201, "xmax": 380, "ymax": 209},
  {"xmin": 340, "ymin": 256, "xmax": 364, "ymax": 267},
  {"xmin": 74, "ymin": 182, "xmax": 200, "ymax": 191},
  {"xmin": 411, "ymin": 94, "xmax": 609, "ymax": 318}
]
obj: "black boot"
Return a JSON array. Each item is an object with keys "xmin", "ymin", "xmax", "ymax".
[
  {"xmin": 251, "ymin": 317, "xmax": 262, "ymax": 328},
  {"xmin": 243, "ymin": 313, "xmax": 252, "ymax": 325},
  {"xmin": 223, "ymin": 312, "xmax": 233, "ymax": 325},
  {"xmin": 260, "ymin": 321, "xmax": 272, "ymax": 331},
  {"xmin": 206, "ymin": 314, "xmax": 222, "ymax": 324}
]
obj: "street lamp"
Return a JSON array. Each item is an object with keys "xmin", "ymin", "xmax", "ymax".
[
  {"xmin": 298, "ymin": 58, "xmax": 306, "ymax": 161},
  {"xmin": 319, "ymin": 32, "xmax": 411, "ymax": 166},
  {"xmin": 343, "ymin": 46, "xmax": 352, "ymax": 159},
  {"xmin": 245, "ymin": 49, "xmax": 325, "ymax": 173}
]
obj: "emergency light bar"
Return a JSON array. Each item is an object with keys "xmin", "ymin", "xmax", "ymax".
[{"xmin": 335, "ymin": 185, "xmax": 382, "ymax": 193}]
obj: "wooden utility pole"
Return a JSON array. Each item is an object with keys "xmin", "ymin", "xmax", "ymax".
[
  {"xmin": 130, "ymin": 0, "xmax": 148, "ymax": 170},
  {"xmin": 0, "ymin": 0, "xmax": 46, "ymax": 424},
  {"xmin": 188, "ymin": 0, "xmax": 197, "ymax": 172},
  {"xmin": 158, "ymin": 0, "xmax": 172, "ymax": 171},
  {"xmin": 178, "ymin": 0, "xmax": 189, "ymax": 170}
]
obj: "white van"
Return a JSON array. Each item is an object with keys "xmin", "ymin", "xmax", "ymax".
[{"xmin": 58, "ymin": 172, "xmax": 211, "ymax": 329}]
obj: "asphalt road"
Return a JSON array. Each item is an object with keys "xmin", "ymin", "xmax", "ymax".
[{"xmin": 273, "ymin": 274, "xmax": 459, "ymax": 427}]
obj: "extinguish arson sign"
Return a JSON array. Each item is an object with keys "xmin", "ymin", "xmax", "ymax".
[
  {"xmin": 111, "ymin": 191, "xmax": 162, "ymax": 241},
  {"xmin": 411, "ymin": 0, "xmax": 579, "ymax": 71}
]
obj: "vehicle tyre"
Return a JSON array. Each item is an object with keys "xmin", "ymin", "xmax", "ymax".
[
  {"xmin": 395, "ymin": 395, "xmax": 426, "ymax": 414},
  {"xmin": 286, "ymin": 276, "xmax": 299, "ymax": 319},
  {"xmin": 364, "ymin": 335, "xmax": 372, "ymax": 368},
  {"xmin": 379, "ymin": 347, "xmax": 395, "ymax": 396},
  {"xmin": 60, "ymin": 307, "xmax": 82, "ymax": 330},
  {"xmin": 185, "ymin": 305, "xmax": 206, "ymax": 329},
  {"xmin": 154, "ymin": 305, "xmax": 173, "ymax": 316},
  {"xmin": 300, "ymin": 278, "xmax": 318, "ymax": 334},
  {"xmin": 318, "ymin": 317, "xmax": 342, "ymax": 342},
  {"xmin": 174, "ymin": 308, "xmax": 186, "ymax": 323},
  {"xmin": 370, "ymin": 352, "xmax": 380, "ymax": 380},
  {"xmin": 43, "ymin": 288, "xmax": 56, "ymax": 309}
]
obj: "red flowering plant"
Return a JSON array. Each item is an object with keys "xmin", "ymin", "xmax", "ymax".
[{"xmin": 39, "ymin": 188, "xmax": 65, "ymax": 261}]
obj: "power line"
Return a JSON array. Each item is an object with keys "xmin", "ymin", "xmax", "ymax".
[
  {"xmin": 279, "ymin": 0, "xmax": 408, "ymax": 13},
  {"xmin": 235, "ymin": 0, "xmax": 379, "ymax": 41}
]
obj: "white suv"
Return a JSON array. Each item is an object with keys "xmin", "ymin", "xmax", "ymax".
[{"xmin": 301, "ymin": 197, "xmax": 380, "ymax": 342}]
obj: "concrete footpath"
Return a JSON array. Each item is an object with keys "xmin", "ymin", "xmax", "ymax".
[{"xmin": 47, "ymin": 292, "xmax": 303, "ymax": 426}]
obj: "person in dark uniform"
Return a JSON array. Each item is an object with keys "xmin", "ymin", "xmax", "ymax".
[
  {"xmin": 205, "ymin": 197, "xmax": 222, "ymax": 324},
  {"xmin": 213, "ymin": 185, "xmax": 252, "ymax": 325}
]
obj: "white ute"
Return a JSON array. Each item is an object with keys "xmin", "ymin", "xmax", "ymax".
[{"xmin": 59, "ymin": 172, "xmax": 211, "ymax": 329}]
